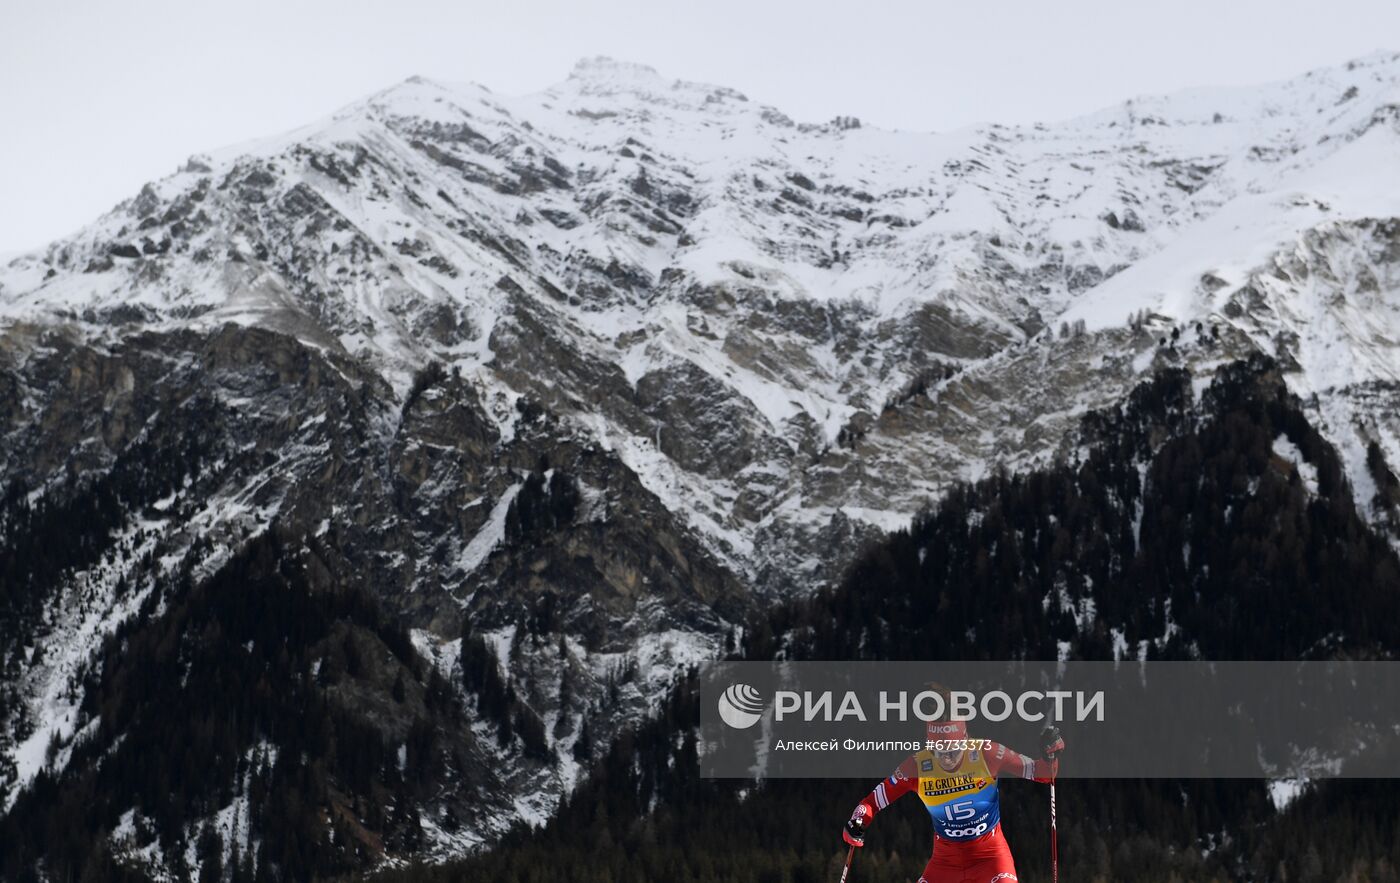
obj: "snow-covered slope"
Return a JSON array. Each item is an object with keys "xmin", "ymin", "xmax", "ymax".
[
  {"xmin": 9, "ymin": 53, "xmax": 1400, "ymax": 587},
  {"xmin": 5, "ymin": 51, "xmax": 1400, "ymax": 872}
]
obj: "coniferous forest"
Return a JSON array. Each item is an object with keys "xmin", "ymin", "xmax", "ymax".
[
  {"xmin": 10, "ymin": 26, "xmax": 1400, "ymax": 883},
  {"xmin": 0, "ymin": 528, "xmax": 477, "ymax": 883},
  {"xmin": 5, "ymin": 357, "xmax": 1400, "ymax": 882},
  {"xmin": 384, "ymin": 356, "xmax": 1400, "ymax": 883}
]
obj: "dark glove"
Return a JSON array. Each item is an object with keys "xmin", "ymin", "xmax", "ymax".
[
  {"xmin": 1041, "ymin": 725, "xmax": 1065, "ymax": 760},
  {"xmin": 843, "ymin": 807, "xmax": 869, "ymax": 847}
]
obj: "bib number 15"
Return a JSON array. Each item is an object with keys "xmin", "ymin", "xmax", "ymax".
[{"xmin": 944, "ymin": 801, "xmax": 977, "ymax": 821}]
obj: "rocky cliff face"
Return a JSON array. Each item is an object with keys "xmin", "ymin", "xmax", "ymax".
[{"xmin": 4, "ymin": 52, "xmax": 1400, "ymax": 875}]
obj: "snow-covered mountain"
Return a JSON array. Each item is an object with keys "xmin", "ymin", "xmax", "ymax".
[{"xmin": 4, "ymin": 51, "xmax": 1400, "ymax": 875}]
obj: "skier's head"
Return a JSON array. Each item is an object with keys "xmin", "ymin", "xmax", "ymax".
[
  {"xmin": 919, "ymin": 681, "xmax": 967, "ymax": 770},
  {"xmin": 926, "ymin": 718, "xmax": 968, "ymax": 771}
]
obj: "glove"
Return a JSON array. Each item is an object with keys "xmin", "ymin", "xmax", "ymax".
[
  {"xmin": 843, "ymin": 806, "xmax": 869, "ymax": 847},
  {"xmin": 1041, "ymin": 725, "xmax": 1065, "ymax": 760}
]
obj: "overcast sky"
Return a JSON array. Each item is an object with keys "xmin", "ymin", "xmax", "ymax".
[{"xmin": 2, "ymin": 0, "xmax": 1398, "ymax": 253}]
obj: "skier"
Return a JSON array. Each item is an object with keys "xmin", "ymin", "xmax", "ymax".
[{"xmin": 842, "ymin": 718, "xmax": 1064, "ymax": 883}]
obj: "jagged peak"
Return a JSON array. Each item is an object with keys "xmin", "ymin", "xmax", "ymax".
[
  {"xmin": 1333, "ymin": 47, "xmax": 1400, "ymax": 72},
  {"xmin": 552, "ymin": 56, "xmax": 750, "ymax": 110},
  {"xmin": 569, "ymin": 56, "xmax": 663, "ymax": 82},
  {"xmin": 1073, "ymin": 48, "xmax": 1400, "ymax": 130}
]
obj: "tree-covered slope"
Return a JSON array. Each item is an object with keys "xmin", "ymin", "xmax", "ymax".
[{"xmin": 405, "ymin": 358, "xmax": 1400, "ymax": 883}]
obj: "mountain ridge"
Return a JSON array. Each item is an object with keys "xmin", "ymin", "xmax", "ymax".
[{"xmin": 5, "ymin": 51, "xmax": 1400, "ymax": 876}]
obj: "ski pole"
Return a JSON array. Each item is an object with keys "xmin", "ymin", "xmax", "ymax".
[
  {"xmin": 838, "ymin": 842, "xmax": 856, "ymax": 883},
  {"xmin": 1050, "ymin": 776, "xmax": 1058, "ymax": 883}
]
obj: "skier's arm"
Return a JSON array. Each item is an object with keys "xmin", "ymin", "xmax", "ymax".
[
  {"xmin": 843, "ymin": 755, "xmax": 919, "ymax": 846},
  {"xmin": 985, "ymin": 726, "xmax": 1064, "ymax": 783}
]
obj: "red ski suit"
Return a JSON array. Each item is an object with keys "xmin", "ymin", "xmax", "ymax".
[{"xmin": 852, "ymin": 743, "xmax": 1057, "ymax": 883}]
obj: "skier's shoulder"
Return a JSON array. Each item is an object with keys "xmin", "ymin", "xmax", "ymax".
[
  {"xmin": 982, "ymin": 740, "xmax": 1011, "ymax": 762},
  {"xmin": 978, "ymin": 740, "xmax": 1034, "ymax": 776},
  {"xmin": 882, "ymin": 751, "xmax": 925, "ymax": 781},
  {"xmin": 907, "ymin": 749, "xmax": 937, "ymax": 775}
]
